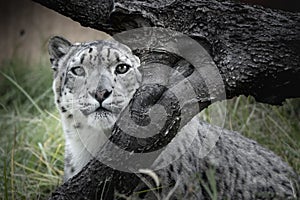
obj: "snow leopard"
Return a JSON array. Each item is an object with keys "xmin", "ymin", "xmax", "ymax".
[
  {"xmin": 48, "ymin": 36, "xmax": 142, "ymax": 180},
  {"xmin": 48, "ymin": 36, "xmax": 299, "ymax": 199}
]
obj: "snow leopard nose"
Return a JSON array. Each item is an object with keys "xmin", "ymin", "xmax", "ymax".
[{"xmin": 94, "ymin": 89, "xmax": 112, "ymax": 103}]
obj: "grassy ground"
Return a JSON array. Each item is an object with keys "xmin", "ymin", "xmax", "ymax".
[
  {"xmin": 0, "ymin": 59, "xmax": 299, "ymax": 199},
  {"xmin": 0, "ymin": 60, "xmax": 64, "ymax": 199}
]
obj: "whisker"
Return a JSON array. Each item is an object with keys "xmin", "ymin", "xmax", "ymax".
[{"xmin": 59, "ymin": 99, "xmax": 82, "ymax": 103}]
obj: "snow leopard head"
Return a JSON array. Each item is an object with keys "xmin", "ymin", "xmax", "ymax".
[{"xmin": 48, "ymin": 36, "xmax": 142, "ymax": 132}]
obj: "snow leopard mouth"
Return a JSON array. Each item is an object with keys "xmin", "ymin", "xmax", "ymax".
[
  {"xmin": 81, "ymin": 106, "xmax": 112, "ymax": 116},
  {"xmin": 95, "ymin": 106, "xmax": 111, "ymax": 114}
]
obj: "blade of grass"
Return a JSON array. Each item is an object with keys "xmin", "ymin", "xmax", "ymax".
[
  {"xmin": 10, "ymin": 127, "xmax": 16, "ymax": 200},
  {"xmin": 0, "ymin": 102, "xmax": 8, "ymax": 112},
  {"xmin": 267, "ymin": 115, "xmax": 297, "ymax": 146},
  {"xmin": 3, "ymin": 154, "xmax": 8, "ymax": 200},
  {"xmin": 25, "ymin": 87, "xmax": 52, "ymax": 113},
  {"xmin": 240, "ymin": 104, "xmax": 256, "ymax": 133},
  {"xmin": 198, "ymin": 168, "xmax": 218, "ymax": 200},
  {"xmin": 50, "ymin": 143, "xmax": 62, "ymax": 164},
  {"xmin": 44, "ymin": 110, "xmax": 60, "ymax": 122},
  {"xmin": 0, "ymin": 72, "xmax": 44, "ymax": 115},
  {"xmin": 38, "ymin": 142, "xmax": 52, "ymax": 176},
  {"xmin": 206, "ymin": 168, "xmax": 217, "ymax": 200},
  {"xmin": 232, "ymin": 96, "xmax": 241, "ymax": 116},
  {"xmin": 23, "ymin": 147, "xmax": 58, "ymax": 176},
  {"xmin": 14, "ymin": 162, "xmax": 59, "ymax": 180}
]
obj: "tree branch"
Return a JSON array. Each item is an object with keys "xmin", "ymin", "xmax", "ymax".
[{"xmin": 34, "ymin": 0, "xmax": 300, "ymax": 104}]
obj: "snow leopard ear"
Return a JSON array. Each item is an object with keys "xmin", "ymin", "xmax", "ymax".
[
  {"xmin": 134, "ymin": 55, "xmax": 140, "ymax": 68},
  {"xmin": 48, "ymin": 36, "xmax": 72, "ymax": 69}
]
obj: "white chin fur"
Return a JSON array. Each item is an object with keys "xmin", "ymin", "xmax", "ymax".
[{"xmin": 87, "ymin": 112, "xmax": 117, "ymax": 133}]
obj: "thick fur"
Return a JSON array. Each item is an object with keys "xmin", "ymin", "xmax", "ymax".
[
  {"xmin": 133, "ymin": 119, "xmax": 300, "ymax": 199},
  {"xmin": 49, "ymin": 37, "xmax": 299, "ymax": 199},
  {"xmin": 49, "ymin": 36, "xmax": 141, "ymax": 180}
]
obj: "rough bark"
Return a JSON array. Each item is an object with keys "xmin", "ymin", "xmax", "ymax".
[
  {"xmin": 33, "ymin": 0, "xmax": 300, "ymax": 105},
  {"xmin": 31, "ymin": 0, "xmax": 300, "ymax": 199}
]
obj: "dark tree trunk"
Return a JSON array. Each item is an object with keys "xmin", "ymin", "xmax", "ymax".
[
  {"xmin": 34, "ymin": 0, "xmax": 300, "ymax": 105},
  {"xmin": 32, "ymin": 0, "xmax": 300, "ymax": 199}
]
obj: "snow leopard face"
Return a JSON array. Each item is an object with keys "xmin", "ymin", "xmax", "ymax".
[
  {"xmin": 49, "ymin": 36, "xmax": 142, "ymax": 180},
  {"xmin": 49, "ymin": 36, "xmax": 142, "ymax": 133}
]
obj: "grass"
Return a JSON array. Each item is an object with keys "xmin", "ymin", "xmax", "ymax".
[
  {"xmin": 0, "ymin": 58, "xmax": 299, "ymax": 199},
  {"xmin": 224, "ymin": 96, "xmax": 300, "ymax": 173},
  {"xmin": 0, "ymin": 59, "xmax": 64, "ymax": 199}
]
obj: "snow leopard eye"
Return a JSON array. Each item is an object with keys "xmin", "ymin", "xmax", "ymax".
[
  {"xmin": 115, "ymin": 64, "xmax": 131, "ymax": 74},
  {"xmin": 70, "ymin": 66, "xmax": 85, "ymax": 76}
]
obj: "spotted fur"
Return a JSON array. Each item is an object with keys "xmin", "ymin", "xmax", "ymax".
[
  {"xmin": 48, "ymin": 36, "xmax": 141, "ymax": 180},
  {"xmin": 49, "ymin": 37, "xmax": 299, "ymax": 199}
]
